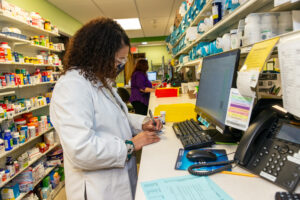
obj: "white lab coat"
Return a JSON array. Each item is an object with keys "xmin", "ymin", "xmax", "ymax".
[{"xmin": 50, "ymin": 70, "xmax": 146, "ymax": 200}]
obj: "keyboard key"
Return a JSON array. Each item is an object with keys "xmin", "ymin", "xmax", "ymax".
[{"xmin": 172, "ymin": 119, "xmax": 215, "ymax": 150}]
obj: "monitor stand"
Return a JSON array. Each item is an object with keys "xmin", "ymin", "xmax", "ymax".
[{"xmin": 204, "ymin": 129, "xmax": 242, "ymax": 143}]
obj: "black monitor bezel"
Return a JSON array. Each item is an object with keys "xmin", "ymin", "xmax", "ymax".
[{"xmin": 194, "ymin": 49, "xmax": 240, "ymax": 134}]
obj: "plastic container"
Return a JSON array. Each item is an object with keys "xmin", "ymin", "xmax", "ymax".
[
  {"xmin": 230, "ymin": 29, "xmax": 240, "ymax": 49},
  {"xmin": 212, "ymin": 0, "xmax": 222, "ymax": 25},
  {"xmin": 0, "ymin": 139, "xmax": 5, "ymax": 154},
  {"xmin": 155, "ymin": 88, "xmax": 179, "ymax": 98},
  {"xmin": 0, "ymin": 46, "xmax": 5, "ymax": 62},
  {"xmin": 260, "ymin": 13, "xmax": 278, "ymax": 40},
  {"xmin": 40, "ymin": 35, "xmax": 46, "ymax": 46},
  {"xmin": 4, "ymin": 130, "xmax": 13, "ymax": 151},
  {"xmin": 160, "ymin": 111, "xmax": 166, "ymax": 124},
  {"xmin": 44, "ymin": 20, "xmax": 51, "ymax": 31},
  {"xmin": 15, "ymin": 118, "xmax": 26, "ymax": 131},
  {"xmin": 28, "ymin": 126, "xmax": 36, "ymax": 138},
  {"xmin": 278, "ymin": 12, "xmax": 293, "ymax": 34},
  {"xmin": 0, "ymin": 42, "xmax": 13, "ymax": 62},
  {"xmin": 12, "ymin": 132, "xmax": 19, "ymax": 148},
  {"xmin": 20, "ymin": 126, "xmax": 28, "ymax": 141}
]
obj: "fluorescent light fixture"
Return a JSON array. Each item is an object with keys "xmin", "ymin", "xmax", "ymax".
[
  {"xmin": 141, "ymin": 42, "xmax": 148, "ymax": 45},
  {"xmin": 115, "ymin": 18, "xmax": 141, "ymax": 30}
]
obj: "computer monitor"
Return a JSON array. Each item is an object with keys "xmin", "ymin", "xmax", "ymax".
[
  {"xmin": 195, "ymin": 49, "xmax": 241, "ymax": 142},
  {"xmin": 147, "ymin": 71, "xmax": 157, "ymax": 81}
]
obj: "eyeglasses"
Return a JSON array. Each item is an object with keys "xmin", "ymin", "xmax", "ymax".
[{"xmin": 115, "ymin": 57, "xmax": 128, "ymax": 65}]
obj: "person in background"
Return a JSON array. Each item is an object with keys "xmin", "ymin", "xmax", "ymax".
[
  {"xmin": 50, "ymin": 17, "xmax": 162, "ymax": 200},
  {"xmin": 130, "ymin": 59, "xmax": 156, "ymax": 115}
]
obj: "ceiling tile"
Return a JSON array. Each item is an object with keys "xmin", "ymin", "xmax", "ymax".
[
  {"xmin": 93, "ymin": 0, "xmax": 138, "ymax": 19},
  {"xmin": 48, "ymin": 0, "xmax": 103, "ymax": 23}
]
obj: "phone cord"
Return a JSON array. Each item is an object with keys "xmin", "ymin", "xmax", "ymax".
[{"xmin": 188, "ymin": 160, "xmax": 236, "ymax": 176}]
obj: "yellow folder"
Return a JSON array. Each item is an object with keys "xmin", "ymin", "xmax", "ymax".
[{"xmin": 154, "ymin": 103, "xmax": 197, "ymax": 122}]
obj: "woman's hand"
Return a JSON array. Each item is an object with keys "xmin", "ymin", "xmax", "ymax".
[
  {"xmin": 142, "ymin": 118, "xmax": 163, "ymax": 132},
  {"xmin": 131, "ymin": 131, "xmax": 160, "ymax": 151}
]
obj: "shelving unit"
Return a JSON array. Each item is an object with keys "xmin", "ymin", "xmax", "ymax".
[
  {"xmin": 172, "ymin": 0, "xmax": 213, "ymax": 48},
  {"xmin": 0, "ymin": 11, "xmax": 59, "ymax": 37},
  {"xmin": 15, "ymin": 166, "xmax": 56, "ymax": 200},
  {"xmin": 0, "ymin": 143, "xmax": 59, "ymax": 188},
  {"xmin": 0, "ymin": 81, "xmax": 56, "ymax": 91},
  {"xmin": 173, "ymin": 0, "xmax": 273, "ymax": 58},
  {"xmin": 0, "ymin": 128, "xmax": 54, "ymax": 159},
  {"xmin": 176, "ymin": 29, "xmax": 300, "ymax": 68},
  {"xmin": 168, "ymin": 0, "xmax": 300, "ymax": 81},
  {"xmin": 0, "ymin": 104, "xmax": 50, "ymax": 123},
  {"xmin": 0, "ymin": 3, "xmax": 64, "ymax": 200},
  {"xmin": 48, "ymin": 181, "xmax": 65, "ymax": 200}
]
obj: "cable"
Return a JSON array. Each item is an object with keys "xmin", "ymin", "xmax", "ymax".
[
  {"xmin": 216, "ymin": 152, "xmax": 236, "ymax": 158},
  {"xmin": 188, "ymin": 160, "xmax": 236, "ymax": 176}
]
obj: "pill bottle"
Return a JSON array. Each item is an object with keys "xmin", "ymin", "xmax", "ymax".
[{"xmin": 0, "ymin": 42, "xmax": 12, "ymax": 62}]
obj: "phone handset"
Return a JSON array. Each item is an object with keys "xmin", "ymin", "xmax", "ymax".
[{"xmin": 234, "ymin": 109, "xmax": 277, "ymax": 166}]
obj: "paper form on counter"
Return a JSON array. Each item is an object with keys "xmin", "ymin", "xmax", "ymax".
[
  {"xmin": 278, "ymin": 34, "xmax": 300, "ymax": 118},
  {"xmin": 225, "ymin": 88, "xmax": 255, "ymax": 131},
  {"xmin": 141, "ymin": 175, "xmax": 233, "ymax": 200}
]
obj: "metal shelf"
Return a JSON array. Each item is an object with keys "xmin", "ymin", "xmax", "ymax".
[
  {"xmin": 0, "ymin": 104, "xmax": 50, "ymax": 123},
  {"xmin": 0, "ymin": 143, "xmax": 59, "ymax": 188},
  {"xmin": 0, "ymin": 128, "xmax": 55, "ymax": 159},
  {"xmin": 174, "ymin": 0, "xmax": 273, "ymax": 57},
  {"xmin": 171, "ymin": 0, "xmax": 213, "ymax": 48},
  {"xmin": 0, "ymin": 11, "xmax": 59, "ymax": 37},
  {"xmin": 271, "ymin": 1, "xmax": 300, "ymax": 12},
  {"xmin": 48, "ymin": 180, "xmax": 65, "ymax": 200},
  {"xmin": 15, "ymin": 43, "xmax": 63, "ymax": 52},
  {"xmin": 0, "ymin": 62, "xmax": 62, "ymax": 67},
  {"xmin": 0, "ymin": 33, "xmax": 30, "ymax": 44},
  {"xmin": 175, "ymin": 29, "xmax": 300, "ymax": 68},
  {"xmin": 0, "ymin": 82, "xmax": 56, "ymax": 91},
  {"xmin": 15, "ymin": 166, "xmax": 56, "ymax": 200}
]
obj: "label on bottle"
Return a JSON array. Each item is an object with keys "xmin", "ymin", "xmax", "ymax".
[
  {"xmin": 5, "ymin": 140, "xmax": 9, "ymax": 148},
  {"xmin": 212, "ymin": 5, "xmax": 219, "ymax": 19}
]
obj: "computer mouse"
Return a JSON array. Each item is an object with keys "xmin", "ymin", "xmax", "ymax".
[{"xmin": 186, "ymin": 150, "xmax": 217, "ymax": 162}]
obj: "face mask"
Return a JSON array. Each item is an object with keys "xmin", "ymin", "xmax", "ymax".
[
  {"xmin": 116, "ymin": 63, "xmax": 126, "ymax": 75},
  {"xmin": 115, "ymin": 58, "xmax": 127, "ymax": 75}
]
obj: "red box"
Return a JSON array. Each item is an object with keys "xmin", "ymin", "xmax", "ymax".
[{"xmin": 155, "ymin": 88, "xmax": 179, "ymax": 98}]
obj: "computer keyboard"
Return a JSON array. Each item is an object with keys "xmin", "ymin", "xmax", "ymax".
[{"xmin": 172, "ymin": 119, "xmax": 215, "ymax": 150}]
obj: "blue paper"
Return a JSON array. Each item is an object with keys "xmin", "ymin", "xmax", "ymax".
[
  {"xmin": 175, "ymin": 148, "xmax": 231, "ymax": 171},
  {"xmin": 141, "ymin": 175, "xmax": 233, "ymax": 200}
]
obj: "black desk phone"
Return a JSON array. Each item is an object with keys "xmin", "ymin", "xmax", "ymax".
[
  {"xmin": 188, "ymin": 109, "xmax": 300, "ymax": 192},
  {"xmin": 235, "ymin": 109, "xmax": 300, "ymax": 192}
]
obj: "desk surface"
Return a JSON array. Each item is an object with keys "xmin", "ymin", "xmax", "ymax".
[{"xmin": 135, "ymin": 93, "xmax": 300, "ymax": 200}]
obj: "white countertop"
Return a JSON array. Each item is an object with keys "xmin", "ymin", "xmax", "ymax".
[{"xmin": 135, "ymin": 93, "xmax": 300, "ymax": 200}]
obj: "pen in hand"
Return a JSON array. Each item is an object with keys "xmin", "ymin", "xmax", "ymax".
[{"xmin": 148, "ymin": 109, "xmax": 157, "ymax": 127}]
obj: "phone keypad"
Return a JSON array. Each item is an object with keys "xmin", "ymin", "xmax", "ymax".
[{"xmin": 275, "ymin": 192, "xmax": 300, "ymax": 200}]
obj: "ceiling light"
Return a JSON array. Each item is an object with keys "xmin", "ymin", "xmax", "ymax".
[
  {"xmin": 141, "ymin": 42, "xmax": 148, "ymax": 45},
  {"xmin": 114, "ymin": 18, "xmax": 141, "ymax": 30}
]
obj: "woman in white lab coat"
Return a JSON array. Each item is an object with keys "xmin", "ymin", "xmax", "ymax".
[{"xmin": 50, "ymin": 17, "xmax": 162, "ymax": 200}]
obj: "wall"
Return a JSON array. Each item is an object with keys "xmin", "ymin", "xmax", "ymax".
[
  {"xmin": 137, "ymin": 45, "xmax": 172, "ymax": 66},
  {"xmin": 6, "ymin": 0, "xmax": 82, "ymax": 36}
]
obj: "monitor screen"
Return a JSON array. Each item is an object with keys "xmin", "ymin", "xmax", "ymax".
[
  {"xmin": 195, "ymin": 50, "xmax": 240, "ymax": 133},
  {"xmin": 147, "ymin": 71, "xmax": 157, "ymax": 81}
]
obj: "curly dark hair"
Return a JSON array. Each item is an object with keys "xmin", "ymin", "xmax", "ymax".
[
  {"xmin": 133, "ymin": 59, "xmax": 149, "ymax": 74},
  {"xmin": 63, "ymin": 17, "xmax": 130, "ymax": 88}
]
